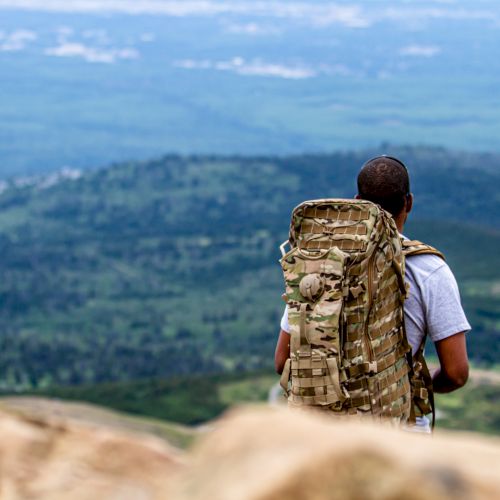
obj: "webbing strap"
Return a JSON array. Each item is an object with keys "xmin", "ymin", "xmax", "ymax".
[
  {"xmin": 345, "ymin": 329, "xmax": 403, "ymax": 359},
  {"xmin": 302, "ymin": 207, "xmax": 370, "ymax": 221},
  {"xmin": 300, "ymin": 239, "xmax": 366, "ymax": 252},
  {"xmin": 290, "ymin": 391, "xmax": 341, "ymax": 406},
  {"xmin": 402, "ymin": 240, "xmax": 445, "ymax": 261},
  {"xmin": 348, "ymin": 376, "xmax": 410, "ymax": 409},
  {"xmin": 301, "ymin": 221, "xmax": 368, "ymax": 236},
  {"xmin": 345, "ymin": 315, "xmax": 399, "ymax": 344},
  {"xmin": 299, "ymin": 303, "xmax": 308, "ymax": 346},
  {"xmin": 294, "ymin": 358, "xmax": 326, "ymax": 370},
  {"xmin": 391, "ymin": 257, "xmax": 408, "ymax": 299},
  {"xmin": 345, "ymin": 342, "xmax": 408, "ymax": 378},
  {"xmin": 377, "ymin": 279, "xmax": 400, "ymax": 302},
  {"xmin": 384, "ymin": 399, "xmax": 409, "ymax": 419},
  {"xmin": 292, "ymin": 375, "xmax": 332, "ymax": 388},
  {"xmin": 326, "ymin": 357, "xmax": 347, "ymax": 403},
  {"xmin": 368, "ymin": 316, "xmax": 400, "ymax": 340},
  {"xmin": 402, "ymin": 238, "xmax": 442, "ymax": 430},
  {"xmin": 346, "ymin": 359, "xmax": 409, "ymax": 392},
  {"xmin": 413, "ymin": 338, "xmax": 436, "ymax": 429}
]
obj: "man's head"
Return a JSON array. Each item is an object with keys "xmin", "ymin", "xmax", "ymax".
[{"xmin": 356, "ymin": 155, "xmax": 413, "ymax": 229}]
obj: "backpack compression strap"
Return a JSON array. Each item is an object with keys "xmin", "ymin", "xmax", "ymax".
[{"xmin": 402, "ymin": 239, "xmax": 445, "ymax": 430}]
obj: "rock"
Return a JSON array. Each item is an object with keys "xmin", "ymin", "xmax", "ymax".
[
  {"xmin": 1, "ymin": 402, "xmax": 500, "ymax": 500},
  {"xmin": 173, "ymin": 406, "xmax": 500, "ymax": 500},
  {"xmin": 0, "ymin": 407, "xmax": 185, "ymax": 499}
]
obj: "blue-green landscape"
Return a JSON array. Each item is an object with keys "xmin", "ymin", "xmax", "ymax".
[
  {"xmin": 1, "ymin": 0, "xmax": 500, "ymax": 175},
  {"xmin": 0, "ymin": 1, "xmax": 499, "ymax": 434}
]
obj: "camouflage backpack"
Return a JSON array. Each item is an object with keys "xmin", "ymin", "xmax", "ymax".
[{"xmin": 279, "ymin": 199, "xmax": 433, "ymax": 423}]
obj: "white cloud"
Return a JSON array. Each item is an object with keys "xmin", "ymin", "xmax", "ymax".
[
  {"xmin": 140, "ymin": 33, "xmax": 155, "ymax": 43},
  {"xmin": 82, "ymin": 29, "xmax": 110, "ymax": 45},
  {"xmin": 0, "ymin": 29, "xmax": 37, "ymax": 52},
  {"xmin": 45, "ymin": 42, "xmax": 139, "ymax": 63},
  {"xmin": 310, "ymin": 5, "xmax": 370, "ymax": 28},
  {"xmin": 382, "ymin": 6, "xmax": 496, "ymax": 23},
  {"xmin": 175, "ymin": 56, "xmax": 319, "ymax": 79},
  {"xmin": 0, "ymin": 1, "xmax": 497, "ymax": 30},
  {"xmin": 399, "ymin": 44, "xmax": 441, "ymax": 57},
  {"xmin": 224, "ymin": 22, "xmax": 280, "ymax": 36},
  {"xmin": 0, "ymin": 1, "xmax": 372, "ymax": 28}
]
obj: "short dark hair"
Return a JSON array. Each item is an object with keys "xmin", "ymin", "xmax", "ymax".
[{"xmin": 357, "ymin": 156, "xmax": 410, "ymax": 216}]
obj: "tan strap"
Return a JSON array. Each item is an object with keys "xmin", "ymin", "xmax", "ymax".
[
  {"xmin": 302, "ymin": 207, "xmax": 370, "ymax": 221},
  {"xmin": 326, "ymin": 357, "xmax": 347, "ymax": 403},
  {"xmin": 345, "ymin": 342, "xmax": 409, "ymax": 378},
  {"xmin": 292, "ymin": 375, "xmax": 333, "ymax": 388},
  {"xmin": 346, "ymin": 359, "xmax": 409, "ymax": 392},
  {"xmin": 290, "ymin": 391, "xmax": 341, "ymax": 406},
  {"xmin": 345, "ymin": 329, "xmax": 404, "ymax": 362},
  {"xmin": 348, "ymin": 376, "xmax": 410, "ymax": 409},
  {"xmin": 402, "ymin": 239, "xmax": 445, "ymax": 261},
  {"xmin": 299, "ymin": 303, "xmax": 308, "ymax": 346}
]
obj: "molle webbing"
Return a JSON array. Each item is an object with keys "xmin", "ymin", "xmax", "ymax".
[
  {"xmin": 300, "ymin": 239, "xmax": 366, "ymax": 252},
  {"xmin": 302, "ymin": 207, "xmax": 370, "ymax": 221},
  {"xmin": 346, "ymin": 359, "xmax": 409, "ymax": 392},
  {"xmin": 344, "ymin": 342, "xmax": 409, "ymax": 379},
  {"xmin": 347, "ymin": 376, "xmax": 410, "ymax": 409},
  {"xmin": 344, "ymin": 328, "xmax": 404, "ymax": 359},
  {"xmin": 347, "ymin": 314, "xmax": 399, "ymax": 341},
  {"xmin": 301, "ymin": 221, "xmax": 368, "ymax": 236}
]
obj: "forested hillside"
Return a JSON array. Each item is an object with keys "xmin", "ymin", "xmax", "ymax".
[{"xmin": 0, "ymin": 147, "xmax": 499, "ymax": 389}]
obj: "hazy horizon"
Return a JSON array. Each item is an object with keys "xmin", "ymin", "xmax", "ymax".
[{"xmin": 1, "ymin": 0, "xmax": 499, "ymax": 175}]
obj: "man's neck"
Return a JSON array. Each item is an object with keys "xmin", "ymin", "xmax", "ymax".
[{"xmin": 394, "ymin": 213, "xmax": 407, "ymax": 233}]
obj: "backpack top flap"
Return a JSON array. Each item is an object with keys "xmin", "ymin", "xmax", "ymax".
[{"xmin": 288, "ymin": 198, "xmax": 391, "ymax": 254}]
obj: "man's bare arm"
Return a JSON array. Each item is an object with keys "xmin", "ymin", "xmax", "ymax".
[
  {"xmin": 433, "ymin": 332, "xmax": 469, "ymax": 393},
  {"xmin": 274, "ymin": 330, "xmax": 290, "ymax": 374}
]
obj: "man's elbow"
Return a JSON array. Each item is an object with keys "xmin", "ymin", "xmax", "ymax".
[
  {"xmin": 434, "ymin": 332, "xmax": 469, "ymax": 392},
  {"xmin": 275, "ymin": 355, "xmax": 286, "ymax": 375},
  {"xmin": 274, "ymin": 330, "xmax": 290, "ymax": 375},
  {"xmin": 449, "ymin": 365, "xmax": 469, "ymax": 389},
  {"xmin": 442, "ymin": 364, "xmax": 469, "ymax": 391}
]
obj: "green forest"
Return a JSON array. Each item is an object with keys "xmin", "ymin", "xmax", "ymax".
[{"xmin": 0, "ymin": 147, "xmax": 498, "ymax": 397}]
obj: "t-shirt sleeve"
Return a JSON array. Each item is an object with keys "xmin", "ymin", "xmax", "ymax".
[
  {"xmin": 280, "ymin": 305, "xmax": 290, "ymax": 334},
  {"xmin": 421, "ymin": 263, "xmax": 471, "ymax": 343}
]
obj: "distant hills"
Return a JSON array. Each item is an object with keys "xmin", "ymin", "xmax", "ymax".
[{"xmin": 0, "ymin": 147, "xmax": 498, "ymax": 390}]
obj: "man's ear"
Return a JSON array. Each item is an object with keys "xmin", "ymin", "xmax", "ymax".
[{"xmin": 406, "ymin": 193, "xmax": 414, "ymax": 214}]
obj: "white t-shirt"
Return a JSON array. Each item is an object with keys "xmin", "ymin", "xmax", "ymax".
[{"xmin": 280, "ymin": 250, "xmax": 471, "ymax": 352}]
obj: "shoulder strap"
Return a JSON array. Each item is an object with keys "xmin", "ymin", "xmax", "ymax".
[
  {"xmin": 402, "ymin": 239, "xmax": 445, "ymax": 261},
  {"xmin": 402, "ymin": 239, "xmax": 443, "ymax": 430}
]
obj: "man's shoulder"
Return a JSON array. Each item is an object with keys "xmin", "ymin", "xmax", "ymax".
[
  {"xmin": 402, "ymin": 236, "xmax": 447, "ymax": 278},
  {"xmin": 405, "ymin": 252, "xmax": 449, "ymax": 284}
]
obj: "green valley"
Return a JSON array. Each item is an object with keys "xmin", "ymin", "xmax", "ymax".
[{"xmin": 0, "ymin": 148, "xmax": 498, "ymax": 392}]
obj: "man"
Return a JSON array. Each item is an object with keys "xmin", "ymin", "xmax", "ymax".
[{"xmin": 275, "ymin": 155, "xmax": 470, "ymax": 431}]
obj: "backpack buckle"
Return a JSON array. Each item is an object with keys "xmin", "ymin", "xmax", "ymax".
[
  {"xmin": 364, "ymin": 361, "xmax": 378, "ymax": 374},
  {"xmin": 280, "ymin": 240, "xmax": 291, "ymax": 257}
]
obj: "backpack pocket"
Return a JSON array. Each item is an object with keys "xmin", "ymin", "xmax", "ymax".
[
  {"xmin": 289, "ymin": 348, "xmax": 347, "ymax": 408},
  {"xmin": 281, "ymin": 247, "xmax": 348, "ymax": 409}
]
